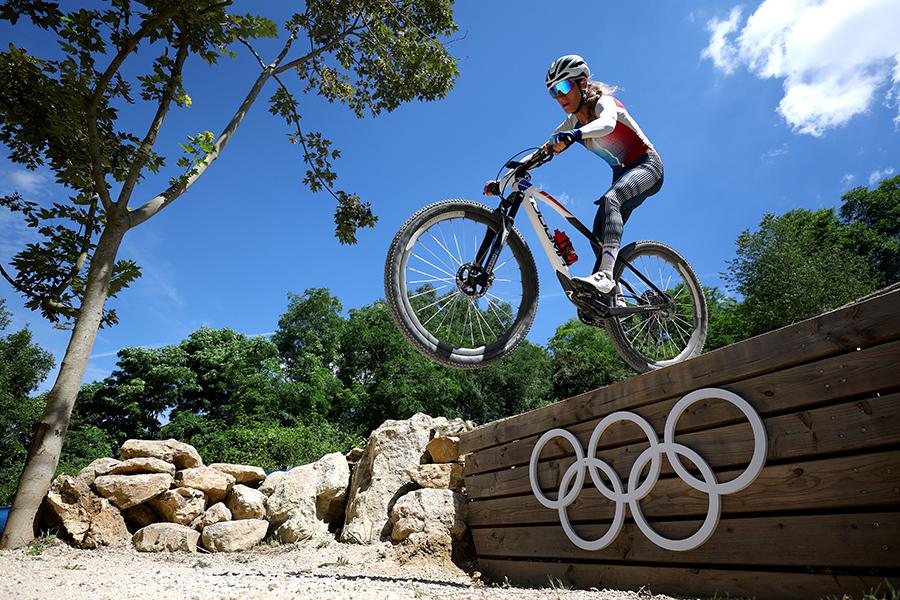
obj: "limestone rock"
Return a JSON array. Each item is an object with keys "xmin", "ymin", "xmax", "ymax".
[
  {"xmin": 389, "ymin": 488, "xmax": 467, "ymax": 543},
  {"xmin": 209, "ymin": 463, "xmax": 266, "ymax": 486},
  {"xmin": 174, "ymin": 466, "xmax": 235, "ymax": 504},
  {"xmin": 341, "ymin": 413, "xmax": 448, "ymax": 544},
  {"xmin": 258, "ymin": 471, "xmax": 286, "ymax": 496},
  {"xmin": 267, "ymin": 453, "xmax": 349, "ymax": 533},
  {"xmin": 123, "ymin": 504, "xmax": 159, "ymax": 530},
  {"xmin": 93, "ymin": 473, "xmax": 173, "ymax": 510},
  {"xmin": 44, "ymin": 474, "xmax": 130, "ymax": 548},
  {"xmin": 226, "ymin": 484, "xmax": 266, "ymax": 520},
  {"xmin": 406, "ymin": 463, "xmax": 464, "ymax": 491},
  {"xmin": 149, "ymin": 487, "xmax": 206, "ymax": 525},
  {"xmin": 108, "ymin": 457, "xmax": 176, "ymax": 476},
  {"xmin": 201, "ymin": 519, "xmax": 268, "ymax": 552},
  {"xmin": 191, "ymin": 502, "xmax": 231, "ymax": 530},
  {"xmin": 425, "ymin": 436, "xmax": 460, "ymax": 463},
  {"xmin": 345, "ymin": 447, "xmax": 365, "ymax": 463},
  {"xmin": 120, "ymin": 439, "xmax": 203, "ymax": 469},
  {"xmin": 76, "ymin": 458, "xmax": 122, "ymax": 487},
  {"xmin": 133, "ymin": 523, "xmax": 200, "ymax": 552},
  {"xmin": 432, "ymin": 418, "xmax": 474, "ymax": 438},
  {"xmin": 274, "ymin": 510, "xmax": 327, "ymax": 544}
]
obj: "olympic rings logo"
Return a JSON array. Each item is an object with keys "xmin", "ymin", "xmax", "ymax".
[{"xmin": 528, "ymin": 388, "xmax": 767, "ymax": 552}]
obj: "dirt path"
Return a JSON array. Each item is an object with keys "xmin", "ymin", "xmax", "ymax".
[{"xmin": 0, "ymin": 537, "xmax": 684, "ymax": 600}]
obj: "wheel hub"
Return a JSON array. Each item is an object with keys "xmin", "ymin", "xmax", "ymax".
[{"xmin": 456, "ymin": 263, "xmax": 493, "ymax": 298}]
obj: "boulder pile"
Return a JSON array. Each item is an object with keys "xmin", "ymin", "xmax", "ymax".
[{"xmin": 41, "ymin": 414, "xmax": 474, "ymax": 560}]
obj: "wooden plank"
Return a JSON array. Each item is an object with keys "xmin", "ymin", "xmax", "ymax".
[
  {"xmin": 477, "ymin": 558, "xmax": 898, "ymax": 600},
  {"xmin": 466, "ymin": 391, "xmax": 900, "ymax": 500},
  {"xmin": 465, "ymin": 339, "xmax": 900, "ymax": 476},
  {"xmin": 467, "ymin": 449, "xmax": 900, "ymax": 527},
  {"xmin": 460, "ymin": 288, "xmax": 900, "ymax": 455},
  {"xmin": 470, "ymin": 513, "xmax": 900, "ymax": 568}
]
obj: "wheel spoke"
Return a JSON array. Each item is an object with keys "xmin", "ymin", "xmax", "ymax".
[
  {"xmin": 411, "ymin": 253, "xmax": 456, "ymax": 280},
  {"xmin": 428, "ymin": 232, "xmax": 463, "ymax": 267},
  {"xmin": 391, "ymin": 206, "xmax": 534, "ymax": 366}
]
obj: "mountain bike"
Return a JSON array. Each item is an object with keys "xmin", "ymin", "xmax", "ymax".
[{"xmin": 384, "ymin": 146, "xmax": 708, "ymax": 372}]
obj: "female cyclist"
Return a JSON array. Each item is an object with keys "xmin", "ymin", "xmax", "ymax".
[{"xmin": 487, "ymin": 54, "xmax": 664, "ymax": 296}]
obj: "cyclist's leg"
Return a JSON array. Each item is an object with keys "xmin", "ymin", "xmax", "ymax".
[{"xmin": 592, "ymin": 151, "xmax": 664, "ymax": 274}]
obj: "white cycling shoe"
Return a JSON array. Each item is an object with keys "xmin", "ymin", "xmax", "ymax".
[{"xmin": 572, "ymin": 270, "xmax": 616, "ymax": 295}]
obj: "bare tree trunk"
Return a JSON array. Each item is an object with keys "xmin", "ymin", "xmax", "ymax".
[{"xmin": 0, "ymin": 214, "xmax": 129, "ymax": 549}]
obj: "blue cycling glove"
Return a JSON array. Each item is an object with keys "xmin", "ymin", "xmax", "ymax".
[{"xmin": 550, "ymin": 129, "xmax": 582, "ymax": 148}]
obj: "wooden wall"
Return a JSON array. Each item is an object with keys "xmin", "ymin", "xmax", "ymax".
[{"xmin": 459, "ymin": 288, "xmax": 900, "ymax": 599}]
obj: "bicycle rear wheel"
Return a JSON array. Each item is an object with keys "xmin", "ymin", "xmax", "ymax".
[
  {"xmin": 605, "ymin": 240, "xmax": 707, "ymax": 372},
  {"xmin": 384, "ymin": 199, "xmax": 539, "ymax": 368}
]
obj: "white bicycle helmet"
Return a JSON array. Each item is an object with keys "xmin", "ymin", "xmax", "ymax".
[{"xmin": 546, "ymin": 54, "xmax": 591, "ymax": 89}]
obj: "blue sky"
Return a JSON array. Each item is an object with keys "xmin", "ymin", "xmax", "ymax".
[{"xmin": 1, "ymin": 0, "xmax": 898, "ymax": 392}]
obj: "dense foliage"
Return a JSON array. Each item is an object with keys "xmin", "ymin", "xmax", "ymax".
[
  {"xmin": 725, "ymin": 175, "xmax": 898, "ymax": 335},
  {"xmin": 0, "ymin": 299, "xmax": 54, "ymax": 504}
]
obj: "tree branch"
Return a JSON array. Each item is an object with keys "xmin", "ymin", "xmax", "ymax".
[
  {"xmin": 116, "ymin": 35, "xmax": 189, "ymax": 209},
  {"xmin": 85, "ymin": 6, "xmax": 180, "ymax": 213},
  {"xmin": 128, "ymin": 66, "xmax": 274, "ymax": 228},
  {"xmin": 272, "ymin": 13, "xmax": 365, "ymax": 75},
  {"xmin": 128, "ymin": 8, "xmax": 364, "ymax": 228},
  {"xmin": 236, "ymin": 36, "xmax": 267, "ymax": 70},
  {"xmin": 49, "ymin": 197, "xmax": 98, "ymax": 298},
  {"xmin": 0, "ymin": 262, "xmax": 80, "ymax": 319},
  {"xmin": 269, "ymin": 69, "xmax": 346, "ymax": 209},
  {"xmin": 0, "ymin": 263, "xmax": 25, "ymax": 293}
]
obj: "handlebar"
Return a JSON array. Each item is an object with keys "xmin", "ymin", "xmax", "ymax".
[
  {"xmin": 506, "ymin": 146, "xmax": 553, "ymax": 175},
  {"xmin": 488, "ymin": 145, "xmax": 555, "ymax": 199}
]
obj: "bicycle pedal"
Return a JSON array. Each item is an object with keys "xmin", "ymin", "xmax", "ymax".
[{"xmin": 577, "ymin": 308, "xmax": 605, "ymax": 328}]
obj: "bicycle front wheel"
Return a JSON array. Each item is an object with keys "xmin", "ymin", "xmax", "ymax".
[
  {"xmin": 384, "ymin": 199, "xmax": 539, "ymax": 368},
  {"xmin": 605, "ymin": 240, "xmax": 708, "ymax": 372}
]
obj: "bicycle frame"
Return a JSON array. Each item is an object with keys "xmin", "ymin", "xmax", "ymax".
[{"xmin": 476, "ymin": 167, "xmax": 672, "ymax": 318}]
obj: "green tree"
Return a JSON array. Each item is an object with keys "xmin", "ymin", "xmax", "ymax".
[
  {"xmin": 337, "ymin": 300, "xmax": 460, "ymax": 435},
  {"xmin": 176, "ymin": 327, "xmax": 295, "ymax": 426},
  {"xmin": 704, "ymin": 287, "xmax": 750, "ymax": 351},
  {"xmin": 75, "ymin": 346, "xmax": 196, "ymax": 444},
  {"xmin": 183, "ymin": 417, "xmax": 363, "ymax": 473},
  {"xmin": 0, "ymin": 1, "xmax": 459, "ymax": 548},
  {"xmin": 725, "ymin": 207, "xmax": 883, "ymax": 336},
  {"xmin": 838, "ymin": 175, "xmax": 900, "ymax": 284},
  {"xmin": 547, "ymin": 319, "xmax": 635, "ymax": 400},
  {"xmin": 0, "ymin": 299, "xmax": 54, "ymax": 504},
  {"xmin": 453, "ymin": 341, "xmax": 554, "ymax": 424},
  {"xmin": 273, "ymin": 289, "xmax": 350, "ymax": 418},
  {"xmin": 337, "ymin": 299, "xmax": 556, "ymax": 435}
]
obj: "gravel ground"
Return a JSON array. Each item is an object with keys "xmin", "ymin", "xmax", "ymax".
[{"xmin": 0, "ymin": 536, "xmax": 683, "ymax": 600}]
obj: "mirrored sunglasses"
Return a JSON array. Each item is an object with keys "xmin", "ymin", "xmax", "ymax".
[{"xmin": 549, "ymin": 79, "xmax": 574, "ymax": 98}]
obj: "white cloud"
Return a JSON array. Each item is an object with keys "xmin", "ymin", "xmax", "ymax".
[
  {"xmin": 701, "ymin": 0, "xmax": 900, "ymax": 135},
  {"xmin": 868, "ymin": 167, "xmax": 895, "ymax": 186},
  {"xmin": 0, "ymin": 207, "xmax": 37, "ymax": 264},
  {"xmin": 841, "ymin": 173, "xmax": 855, "ymax": 186},
  {"xmin": 7, "ymin": 169, "xmax": 46, "ymax": 195},
  {"xmin": 245, "ymin": 331, "xmax": 275, "ymax": 339},
  {"xmin": 701, "ymin": 7, "xmax": 743, "ymax": 75},
  {"xmin": 762, "ymin": 143, "xmax": 789, "ymax": 162}
]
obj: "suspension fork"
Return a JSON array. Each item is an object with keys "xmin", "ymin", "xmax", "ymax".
[{"xmin": 474, "ymin": 193, "xmax": 523, "ymax": 271}]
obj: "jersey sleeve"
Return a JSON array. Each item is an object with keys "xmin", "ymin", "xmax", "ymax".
[
  {"xmin": 578, "ymin": 95, "xmax": 618, "ymax": 139},
  {"xmin": 552, "ymin": 114, "xmax": 578, "ymax": 135}
]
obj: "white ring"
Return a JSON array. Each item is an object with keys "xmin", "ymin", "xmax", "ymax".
[
  {"xmin": 664, "ymin": 388, "xmax": 767, "ymax": 495},
  {"xmin": 529, "ymin": 428, "xmax": 585, "ymax": 509}
]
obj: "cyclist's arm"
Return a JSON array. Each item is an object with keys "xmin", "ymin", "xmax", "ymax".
[
  {"xmin": 552, "ymin": 115, "xmax": 577, "ymax": 135},
  {"xmin": 576, "ymin": 94, "xmax": 618, "ymax": 139}
]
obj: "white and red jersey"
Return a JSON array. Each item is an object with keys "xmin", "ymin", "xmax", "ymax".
[{"xmin": 554, "ymin": 95, "xmax": 654, "ymax": 168}]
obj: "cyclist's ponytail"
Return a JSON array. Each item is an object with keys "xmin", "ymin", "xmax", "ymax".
[{"xmin": 584, "ymin": 80, "xmax": 619, "ymax": 115}]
